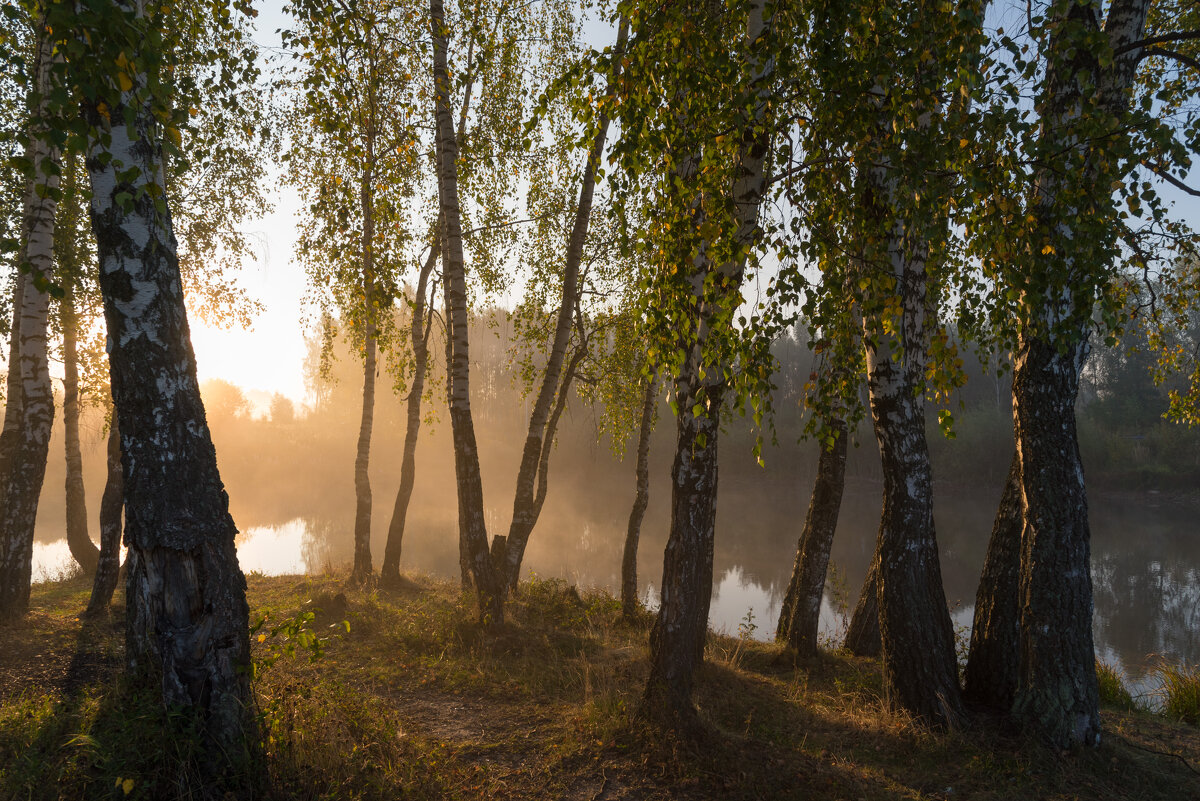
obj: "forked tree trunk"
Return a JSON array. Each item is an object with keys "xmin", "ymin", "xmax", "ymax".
[
  {"xmin": 431, "ymin": 0, "xmax": 504, "ymax": 622},
  {"xmin": 776, "ymin": 417, "xmax": 847, "ymax": 656},
  {"xmin": 83, "ymin": 27, "xmax": 255, "ymax": 768},
  {"xmin": 963, "ymin": 451, "xmax": 1022, "ymax": 711},
  {"xmin": 843, "ymin": 543, "xmax": 881, "ymax": 656},
  {"xmin": 641, "ymin": 0, "xmax": 774, "ymax": 730},
  {"xmin": 502, "ymin": 19, "xmax": 628, "ymax": 591},
  {"xmin": 62, "ymin": 283, "xmax": 99, "ymax": 574},
  {"xmin": 621, "ymin": 373, "xmax": 656, "ymax": 618},
  {"xmin": 0, "ymin": 21, "xmax": 60, "ymax": 621},
  {"xmin": 84, "ymin": 411, "xmax": 123, "ymax": 617},
  {"xmin": 381, "ymin": 242, "xmax": 439, "ymax": 585}
]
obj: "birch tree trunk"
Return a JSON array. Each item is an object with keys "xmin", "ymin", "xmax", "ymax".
[
  {"xmin": 963, "ymin": 451, "xmax": 1021, "ymax": 711},
  {"xmin": 0, "ymin": 20, "xmax": 60, "ymax": 621},
  {"xmin": 776, "ymin": 417, "xmax": 847, "ymax": 656},
  {"xmin": 641, "ymin": 0, "xmax": 774, "ymax": 730},
  {"xmin": 83, "ymin": 34, "xmax": 255, "ymax": 766},
  {"xmin": 62, "ymin": 282, "xmax": 99, "ymax": 574},
  {"xmin": 84, "ymin": 410, "xmax": 123, "ymax": 617},
  {"xmin": 431, "ymin": 0, "xmax": 504, "ymax": 622},
  {"xmin": 502, "ymin": 20, "xmax": 628, "ymax": 591},
  {"xmin": 1009, "ymin": 0, "xmax": 1149, "ymax": 748},
  {"xmin": 621, "ymin": 372, "xmax": 656, "ymax": 618},
  {"xmin": 843, "ymin": 547, "xmax": 881, "ymax": 656},
  {"xmin": 381, "ymin": 241, "xmax": 439, "ymax": 585}
]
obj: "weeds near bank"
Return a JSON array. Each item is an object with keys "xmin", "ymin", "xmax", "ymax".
[
  {"xmin": 1097, "ymin": 659, "xmax": 1137, "ymax": 711},
  {"xmin": 1151, "ymin": 659, "xmax": 1200, "ymax": 726}
]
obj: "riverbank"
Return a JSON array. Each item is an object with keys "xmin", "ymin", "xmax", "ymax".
[{"xmin": 1, "ymin": 572, "xmax": 1197, "ymax": 800}]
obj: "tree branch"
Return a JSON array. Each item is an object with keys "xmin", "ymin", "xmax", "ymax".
[
  {"xmin": 1140, "ymin": 45, "xmax": 1200, "ymax": 74},
  {"xmin": 1114, "ymin": 30, "xmax": 1200, "ymax": 55}
]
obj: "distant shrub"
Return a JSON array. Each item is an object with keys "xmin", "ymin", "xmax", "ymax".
[
  {"xmin": 1151, "ymin": 659, "xmax": 1200, "ymax": 726},
  {"xmin": 1096, "ymin": 660, "xmax": 1135, "ymax": 710}
]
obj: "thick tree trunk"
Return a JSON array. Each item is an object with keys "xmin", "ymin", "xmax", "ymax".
[
  {"xmin": 642, "ymin": 390, "xmax": 720, "ymax": 728},
  {"xmin": 0, "ymin": 22, "xmax": 60, "ymax": 621},
  {"xmin": 381, "ymin": 242, "xmax": 439, "ymax": 585},
  {"xmin": 431, "ymin": 0, "xmax": 504, "ymax": 622},
  {"xmin": 621, "ymin": 373, "xmax": 656, "ymax": 618},
  {"xmin": 1010, "ymin": 335, "xmax": 1100, "ymax": 745},
  {"xmin": 843, "ymin": 542, "xmax": 881, "ymax": 656},
  {"xmin": 62, "ymin": 283, "xmax": 99, "ymax": 574},
  {"xmin": 963, "ymin": 451, "xmax": 1022, "ymax": 711},
  {"xmin": 84, "ymin": 53, "xmax": 254, "ymax": 767},
  {"xmin": 502, "ymin": 19, "xmax": 628, "ymax": 591},
  {"xmin": 1006, "ymin": 0, "xmax": 1148, "ymax": 748},
  {"xmin": 84, "ymin": 411, "xmax": 123, "ymax": 617},
  {"xmin": 776, "ymin": 417, "xmax": 847, "ymax": 656}
]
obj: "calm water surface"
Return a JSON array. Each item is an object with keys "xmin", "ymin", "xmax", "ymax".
[{"xmin": 34, "ymin": 479, "xmax": 1196, "ymax": 699}]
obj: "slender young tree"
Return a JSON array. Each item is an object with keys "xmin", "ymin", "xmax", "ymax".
[
  {"xmin": 83, "ymin": 406, "xmax": 123, "ymax": 618},
  {"xmin": 621, "ymin": 371, "xmax": 657, "ymax": 618},
  {"xmin": 0, "ymin": 9, "xmax": 59, "ymax": 621}
]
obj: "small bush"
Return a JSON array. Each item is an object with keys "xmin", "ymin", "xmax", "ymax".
[
  {"xmin": 1096, "ymin": 660, "xmax": 1135, "ymax": 710},
  {"xmin": 1152, "ymin": 660, "xmax": 1200, "ymax": 726}
]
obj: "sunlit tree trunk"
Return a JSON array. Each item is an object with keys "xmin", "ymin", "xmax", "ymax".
[
  {"xmin": 431, "ymin": 0, "xmax": 504, "ymax": 622},
  {"xmin": 776, "ymin": 416, "xmax": 847, "ymax": 656},
  {"xmin": 84, "ymin": 410, "xmax": 123, "ymax": 617},
  {"xmin": 84, "ymin": 38, "xmax": 254, "ymax": 766},
  {"xmin": 502, "ymin": 19, "xmax": 628, "ymax": 592},
  {"xmin": 621, "ymin": 372, "xmax": 656, "ymax": 618},
  {"xmin": 964, "ymin": 451, "xmax": 1021, "ymax": 711},
  {"xmin": 381, "ymin": 241, "xmax": 439, "ymax": 585},
  {"xmin": 62, "ymin": 282, "xmax": 99, "ymax": 574},
  {"xmin": 0, "ymin": 20, "xmax": 60, "ymax": 621},
  {"xmin": 1009, "ymin": 0, "xmax": 1148, "ymax": 748}
]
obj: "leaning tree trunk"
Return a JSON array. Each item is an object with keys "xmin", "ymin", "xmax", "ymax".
[
  {"xmin": 351, "ymin": 310, "xmax": 376, "ymax": 583},
  {"xmin": 621, "ymin": 372, "xmax": 657, "ymax": 618},
  {"xmin": 83, "ymin": 32, "xmax": 255, "ymax": 768},
  {"xmin": 776, "ymin": 416, "xmax": 847, "ymax": 656},
  {"xmin": 431, "ymin": 0, "xmax": 504, "ymax": 622},
  {"xmin": 84, "ymin": 410, "xmax": 123, "ymax": 617},
  {"xmin": 502, "ymin": 19, "xmax": 628, "ymax": 591},
  {"xmin": 963, "ymin": 451, "xmax": 1022, "ymax": 711},
  {"xmin": 0, "ymin": 21, "xmax": 60, "ymax": 621},
  {"xmin": 381, "ymin": 241, "xmax": 439, "ymax": 585},
  {"xmin": 62, "ymin": 283, "xmax": 99, "ymax": 574},
  {"xmin": 843, "ymin": 545, "xmax": 881, "ymax": 656}
]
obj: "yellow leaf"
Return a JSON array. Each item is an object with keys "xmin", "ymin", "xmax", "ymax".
[
  {"xmin": 257, "ymin": 633, "xmax": 266, "ymax": 643},
  {"xmin": 1041, "ymin": 244, "xmax": 1054, "ymax": 255},
  {"xmin": 166, "ymin": 126, "xmax": 181, "ymax": 147},
  {"xmin": 122, "ymin": 778, "xmax": 135, "ymax": 795},
  {"xmin": 959, "ymin": 138, "xmax": 968, "ymax": 148},
  {"xmin": 118, "ymin": 73, "xmax": 133, "ymax": 92},
  {"xmin": 116, "ymin": 52, "xmax": 128, "ymax": 69}
]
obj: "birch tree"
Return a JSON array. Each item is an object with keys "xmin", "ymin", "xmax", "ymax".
[{"xmin": 0, "ymin": 6, "xmax": 60, "ymax": 621}]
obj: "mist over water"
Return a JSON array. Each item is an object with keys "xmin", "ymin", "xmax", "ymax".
[{"xmin": 29, "ymin": 322, "xmax": 1200, "ymax": 695}]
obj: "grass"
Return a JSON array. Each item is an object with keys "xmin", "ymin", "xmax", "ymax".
[
  {"xmin": 1151, "ymin": 659, "xmax": 1200, "ymax": 726},
  {"xmin": 1097, "ymin": 660, "xmax": 1136, "ymax": 711},
  {"xmin": 0, "ymin": 571, "xmax": 1197, "ymax": 800}
]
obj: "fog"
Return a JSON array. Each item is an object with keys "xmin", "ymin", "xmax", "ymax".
[{"xmin": 28, "ymin": 315, "xmax": 1200, "ymax": 693}]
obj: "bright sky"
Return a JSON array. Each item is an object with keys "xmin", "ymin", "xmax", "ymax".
[{"xmin": 185, "ymin": 0, "xmax": 1200, "ymax": 408}]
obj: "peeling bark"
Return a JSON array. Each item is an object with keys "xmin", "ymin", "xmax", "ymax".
[
  {"xmin": 431, "ymin": 0, "xmax": 504, "ymax": 622},
  {"xmin": 776, "ymin": 417, "xmax": 847, "ymax": 656},
  {"xmin": 381, "ymin": 241, "xmax": 439, "ymax": 585},
  {"xmin": 963, "ymin": 451, "xmax": 1022, "ymax": 712},
  {"xmin": 83, "ymin": 28, "xmax": 255, "ymax": 767},
  {"xmin": 621, "ymin": 373, "xmax": 657, "ymax": 618},
  {"xmin": 0, "ymin": 21, "xmax": 60, "ymax": 621},
  {"xmin": 84, "ymin": 411, "xmax": 123, "ymax": 617}
]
